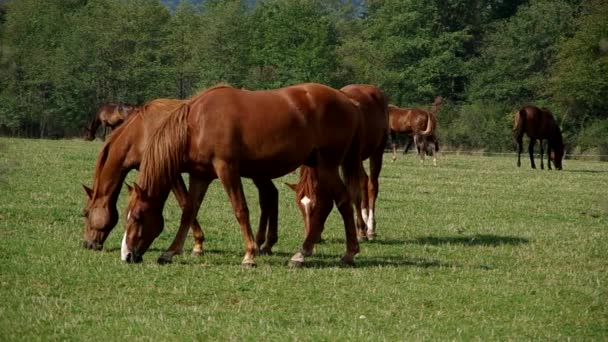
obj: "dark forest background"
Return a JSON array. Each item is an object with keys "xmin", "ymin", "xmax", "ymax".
[{"xmin": 0, "ymin": 0, "xmax": 606, "ymax": 154}]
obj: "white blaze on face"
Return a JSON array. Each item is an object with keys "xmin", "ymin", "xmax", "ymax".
[
  {"xmin": 121, "ymin": 232, "xmax": 131, "ymax": 261},
  {"xmin": 300, "ymin": 196, "xmax": 312, "ymax": 215}
]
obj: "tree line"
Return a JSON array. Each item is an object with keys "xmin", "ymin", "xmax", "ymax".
[{"xmin": 0, "ymin": 0, "xmax": 606, "ymax": 154}]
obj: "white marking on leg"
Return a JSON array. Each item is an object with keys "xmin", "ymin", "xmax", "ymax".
[
  {"xmin": 361, "ymin": 209, "xmax": 369, "ymax": 224},
  {"xmin": 120, "ymin": 232, "xmax": 130, "ymax": 261},
  {"xmin": 367, "ymin": 209, "xmax": 375, "ymax": 235}
]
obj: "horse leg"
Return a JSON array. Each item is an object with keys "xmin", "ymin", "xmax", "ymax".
[
  {"xmin": 253, "ymin": 178, "xmax": 278, "ymax": 255},
  {"xmin": 215, "ymin": 162, "xmax": 258, "ymax": 267},
  {"xmin": 528, "ymin": 139, "xmax": 536, "ymax": 169},
  {"xmin": 404, "ymin": 137, "xmax": 412, "ymax": 155},
  {"xmin": 158, "ymin": 177, "xmax": 212, "ymax": 264},
  {"xmin": 366, "ymin": 146, "xmax": 384, "ymax": 240},
  {"xmin": 390, "ymin": 131, "xmax": 398, "ymax": 162},
  {"xmin": 170, "ymin": 175, "xmax": 205, "ymax": 256},
  {"xmin": 358, "ymin": 167, "xmax": 370, "ymax": 242},
  {"xmin": 539, "ymin": 140, "xmax": 545, "ymax": 170},
  {"xmin": 547, "ymin": 142, "xmax": 553, "ymax": 170},
  {"xmin": 516, "ymin": 136, "xmax": 523, "ymax": 167}
]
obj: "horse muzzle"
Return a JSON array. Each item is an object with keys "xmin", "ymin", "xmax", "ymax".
[{"xmin": 82, "ymin": 239, "xmax": 103, "ymax": 251}]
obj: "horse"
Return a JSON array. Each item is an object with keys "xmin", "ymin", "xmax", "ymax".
[
  {"xmin": 82, "ymin": 98, "xmax": 281, "ymax": 256},
  {"xmin": 85, "ymin": 103, "xmax": 136, "ymax": 141},
  {"xmin": 287, "ymin": 84, "xmax": 389, "ymax": 242},
  {"xmin": 121, "ymin": 83, "xmax": 363, "ymax": 268},
  {"xmin": 513, "ymin": 105, "xmax": 564, "ymax": 170},
  {"xmin": 82, "ymin": 99, "xmax": 206, "ymax": 254},
  {"xmin": 388, "ymin": 105, "xmax": 439, "ymax": 165}
]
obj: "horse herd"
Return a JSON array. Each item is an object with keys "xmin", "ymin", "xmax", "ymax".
[{"xmin": 81, "ymin": 83, "xmax": 564, "ymax": 267}]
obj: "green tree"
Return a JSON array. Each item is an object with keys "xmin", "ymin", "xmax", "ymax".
[
  {"xmin": 338, "ymin": 0, "xmax": 472, "ymax": 106},
  {"xmin": 164, "ymin": 0, "xmax": 204, "ymax": 98},
  {"xmin": 245, "ymin": 0, "xmax": 342, "ymax": 89},
  {"xmin": 467, "ymin": 0, "xmax": 576, "ymax": 108},
  {"xmin": 195, "ymin": 0, "xmax": 252, "ymax": 89}
]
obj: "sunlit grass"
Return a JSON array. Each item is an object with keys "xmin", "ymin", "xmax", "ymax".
[{"xmin": 0, "ymin": 137, "xmax": 606, "ymax": 340}]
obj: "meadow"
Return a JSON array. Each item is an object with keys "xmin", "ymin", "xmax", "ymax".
[{"xmin": 0, "ymin": 137, "xmax": 606, "ymax": 341}]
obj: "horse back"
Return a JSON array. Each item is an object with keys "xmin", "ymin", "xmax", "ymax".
[
  {"xmin": 186, "ymin": 83, "xmax": 361, "ymax": 177},
  {"xmin": 340, "ymin": 84, "xmax": 389, "ymax": 159},
  {"xmin": 389, "ymin": 106, "xmax": 431, "ymax": 133}
]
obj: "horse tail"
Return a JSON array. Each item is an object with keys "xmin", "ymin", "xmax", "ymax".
[
  {"xmin": 513, "ymin": 109, "xmax": 526, "ymax": 143},
  {"xmin": 420, "ymin": 111, "xmax": 434, "ymax": 136},
  {"xmin": 139, "ymin": 103, "xmax": 190, "ymax": 195},
  {"xmin": 341, "ymin": 134, "xmax": 363, "ymax": 217}
]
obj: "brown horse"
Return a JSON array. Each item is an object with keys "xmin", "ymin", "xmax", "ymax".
[
  {"xmin": 388, "ymin": 105, "xmax": 439, "ymax": 165},
  {"xmin": 85, "ymin": 103, "xmax": 136, "ymax": 141},
  {"xmin": 514, "ymin": 105, "xmax": 564, "ymax": 170},
  {"xmin": 82, "ymin": 99, "xmax": 205, "ymax": 253},
  {"xmin": 83, "ymin": 98, "xmax": 280, "ymax": 255},
  {"xmin": 122, "ymin": 83, "xmax": 363, "ymax": 268},
  {"xmin": 287, "ymin": 84, "xmax": 389, "ymax": 241}
]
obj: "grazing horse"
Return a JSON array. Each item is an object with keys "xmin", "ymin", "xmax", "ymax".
[
  {"xmin": 122, "ymin": 83, "xmax": 363, "ymax": 268},
  {"xmin": 388, "ymin": 105, "xmax": 439, "ymax": 165},
  {"xmin": 82, "ymin": 98, "xmax": 280, "ymax": 255},
  {"xmin": 85, "ymin": 103, "xmax": 136, "ymax": 141},
  {"xmin": 514, "ymin": 105, "xmax": 564, "ymax": 170},
  {"xmin": 82, "ymin": 99, "xmax": 205, "ymax": 253},
  {"xmin": 287, "ymin": 84, "xmax": 389, "ymax": 241}
]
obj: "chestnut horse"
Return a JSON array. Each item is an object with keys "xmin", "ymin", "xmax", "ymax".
[
  {"xmin": 388, "ymin": 105, "xmax": 438, "ymax": 165},
  {"xmin": 83, "ymin": 98, "xmax": 280, "ymax": 255},
  {"xmin": 82, "ymin": 99, "xmax": 204, "ymax": 253},
  {"xmin": 287, "ymin": 84, "xmax": 389, "ymax": 241},
  {"xmin": 514, "ymin": 105, "xmax": 564, "ymax": 170},
  {"xmin": 122, "ymin": 83, "xmax": 363, "ymax": 267},
  {"xmin": 85, "ymin": 103, "xmax": 136, "ymax": 141}
]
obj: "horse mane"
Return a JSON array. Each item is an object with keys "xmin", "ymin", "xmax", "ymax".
[{"xmin": 138, "ymin": 103, "xmax": 190, "ymax": 196}]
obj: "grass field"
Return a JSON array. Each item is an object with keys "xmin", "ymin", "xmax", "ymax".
[{"xmin": 0, "ymin": 137, "xmax": 607, "ymax": 340}]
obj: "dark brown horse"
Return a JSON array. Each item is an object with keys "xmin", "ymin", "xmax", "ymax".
[
  {"xmin": 122, "ymin": 83, "xmax": 363, "ymax": 267},
  {"xmin": 287, "ymin": 84, "xmax": 389, "ymax": 241},
  {"xmin": 82, "ymin": 99, "xmax": 205, "ymax": 253},
  {"xmin": 85, "ymin": 103, "xmax": 136, "ymax": 141},
  {"xmin": 388, "ymin": 105, "xmax": 439, "ymax": 165},
  {"xmin": 514, "ymin": 105, "xmax": 564, "ymax": 170}
]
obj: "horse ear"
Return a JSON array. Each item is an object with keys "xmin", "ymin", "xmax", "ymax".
[
  {"xmin": 284, "ymin": 183, "xmax": 297, "ymax": 192},
  {"xmin": 82, "ymin": 185, "xmax": 93, "ymax": 199}
]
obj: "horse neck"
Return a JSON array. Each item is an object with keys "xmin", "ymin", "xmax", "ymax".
[
  {"xmin": 91, "ymin": 118, "xmax": 143, "ymax": 206},
  {"xmin": 92, "ymin": 143, "xmax": 132, "ymax": 207}
]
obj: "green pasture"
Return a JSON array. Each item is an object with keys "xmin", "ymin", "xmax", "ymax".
[{"xmin": 0, "ymin": 137, "xmax": 606, "ymax": 340}]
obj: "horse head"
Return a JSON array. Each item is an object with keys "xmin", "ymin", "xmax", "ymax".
[
  {"xmin": 82, "ymin": 184, "xmax": 118, "ymax": 250},
  {"xmin": 121, "ymin": 183, "xmax": 165, "ymax": 263},
  {"xmin": 285, "ymin": 166, "xmax": 333, "ymax": 240}
]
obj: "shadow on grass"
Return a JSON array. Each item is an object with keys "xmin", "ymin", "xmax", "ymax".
[
  {"xmin": 407, "ymin": 234, "xmax": 529, "ymax": 247},
  {"xmin": 562, "ymin": 169, "xmax": 608, "ymax": 174}
]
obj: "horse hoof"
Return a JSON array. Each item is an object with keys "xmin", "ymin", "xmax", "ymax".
[
  {"xmin": 191, "ymin": 250, "xmax": 203, "ymax": 257},
  {"xmin": 357, "ymin": 235, "xmax": 368, "ymax": 242},
  {"xmin": 157, "ymin": 254, "xmax": 173, "ymax": 265},
  {"xmin": 340, "ymin": 256, "xmax": 355, "ymax": 267},
  {"xmin": 241, "ymin": 261, "xmax": 257, "ymax": 268},
  {"xmin": 367, "ymin": 232, "xmax": 377, "ymax": 241},
  {"xmin": 289, "ymin": 260, "xmax": 304, "ymax": 268}
]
